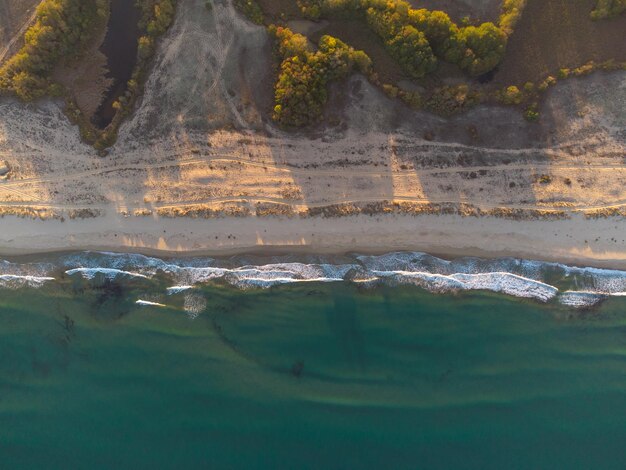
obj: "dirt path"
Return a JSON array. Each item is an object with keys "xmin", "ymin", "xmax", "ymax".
[
  {"xmin": 0, "ymin": 155, "xmax": 624, "ymax": 190},
  {"xmin": 0, "ymin": 3, "xmax": 38, "ymax": 64}
]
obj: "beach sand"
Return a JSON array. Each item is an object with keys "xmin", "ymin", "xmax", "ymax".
[
  {"xmin": 1, "ymin": 0, "xmax": 624, "ymax": 269},
  {"xmin": 1, "ymin": 211, "xmax": 625, "ymax": 269}
]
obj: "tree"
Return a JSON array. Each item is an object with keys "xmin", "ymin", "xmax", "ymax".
[
  {"xmin": 0, "ymin": 0, "xmax": 107, "ymax": 99},
  {"xmin": 457, "ymin": 23, "xmax": 507, "ymax": 76},
  {"xmin": 387, "ymin": 25, "xmax": 437, "ymax": 78},
  {"xmin": 271, "ymin": 28, "xmax": 371, "ymax": 127}
]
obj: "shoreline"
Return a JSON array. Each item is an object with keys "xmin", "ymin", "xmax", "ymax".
[{"xmin": 1, "ymin": 212, "xmax": 626, "ymax": 269}]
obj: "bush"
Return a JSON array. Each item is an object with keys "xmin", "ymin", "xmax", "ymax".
[
  {"xmin": 498, "ymin": 85, "xmax": 523, "ymax": 105},
  {"xmin": 524, "ymin": 104, "xmax": 539, "ymax": 122},
  {"xmin": 382, "ymin": 83, "xmax": 399, "ymax": 98},
  {"xmin": 537, "ymin": 75, "xmax": 556, "ymax": 91},
  {"xmin": 399, "ymin": 89, "xmax": 422, "ymax": 109},
  {"xmin": 590, "ymin": 0, "xmax": 626, "ymax": 19},
  {"xmin": 426, "ymin": 84, "xmax": 481, "ymax": 116},
  {"xmin": 233, "ymin": 0, "xmax": 264, "ymax": 24},
  {"xmin": 297, "ymin": 0, "xmax": 323, "ymax": 19},
  {"xmin": 499, "ymin": 0, "xmax": 527, "ymax": 35}
]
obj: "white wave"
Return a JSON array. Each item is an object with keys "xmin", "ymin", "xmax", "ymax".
[
  {"xmin": 0, "ymin": 274, "xmax": 55, "ymax": 288},
  {"xmin": 159, "ymin": 262, "xmax": 356, "ymax": 289},
  {"xmin": 169, "ymin": 267, "xmax": 229, "ymax": 284},
  {"xmin": 372, "ymin": 270, "xmax": 558, "ymax": 302},
  {"xmin": 63, "ymin": 251, "xmax": 176, "ymax": 270},
  {"xmin": 228, "ymin": 276, "xmax": 344, "ymax": 289},
  {"xmin": 65, "ymin": 267, "xmax": 150, "ymax": 280},
  {"xmin": 558, "ymin": 291, "xmax": 607, "ymax": 308},
  {"xmin": 166, "ymin": 285, "xmax": 194, "ymax": 294},
  {"xmin": 136, "ymin": 299, "xmax": 167, "ymax": 307},
  {"xmin": 560, "ymin": 265, "xmax": 626, "ymax": 294},
  {"xmin": 0, "ymin": 259, "xmax": 56, "ymax": 279},
  {"xmin": 222, "ymin": 263, "xmax": 355, "ymax": 289},
  {"xmin": 5, "ymin": 251, "xmax": 626, "ymax": 308}
]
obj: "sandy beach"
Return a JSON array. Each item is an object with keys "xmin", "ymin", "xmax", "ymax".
[
  {"xmin": 1, "ymin": 0, "xmax": 624, "ymax": 269},
  {"xmin": 1, "ymin": 211, "xmax": 625, "ymax": 269}
]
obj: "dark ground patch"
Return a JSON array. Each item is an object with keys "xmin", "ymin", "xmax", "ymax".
[
  {"xmin": 408, "ymin": 0, "xmax": 502, "ymax": 23},
  {"xmin": 311, "ymin": 19, "xmax": 407, "ymax": 84},
  {"xmin": 492, "ymin": 0, "xmax": 626, "ymax": 86},
  {"xmin": 256, "ymin": 0, "xmax": 301, "ymax": 21}
]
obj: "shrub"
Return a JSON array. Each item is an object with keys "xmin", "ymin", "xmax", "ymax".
[
  {"xmin": 557, "ymin": 68, "xmax": 570, "ymax": 79},
  {"xmin": 426, "ymin": 84, "xmax": 481, "ymax": 116},
  {"xmin": 590, "ymin": 0, "xmax": 626, "ymax": 19},
  {"xmin": 524, "ymin": 104, "xmax": 539, "ymax": 121},
  {"xmin": 233, "ymin": 0, "xmax": 264, "ymax": 24},
  {"xmin": 399, "ymin": 89, "xmax": 422, "ymax": 109},
  {"xmin": 297, "ymin": 0, "xmax": 323, "ymax": 19},
  {"xmin": 538, "ymin": 174, "xmax": 552, "ymax": 184},
  {"xmin": 537, "ymin": 75, "xmax": 557, "ymax": 91},
  {"xmin": 498, "ymin": 85, "xmax": 523, "ymax": 105},
  {"xmin": 382, "ymin": 83, "xmax": 399, "ymax": 98},
  {"xmin": 499, "ymin": 0, "xmax": 527, "ymax": 35}
]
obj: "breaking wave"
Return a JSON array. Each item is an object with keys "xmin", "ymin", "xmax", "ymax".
[
  {"xmin": 1, "ymin": 251, "xmax": 626, "ymax": 308},
  {"xmin": 0, "ymin": 274, "xmax": 56, "ymax": 289},
  {"xmin": 136, "ymin": 299, "xmax": 167, "ymax": 307},
  {"xmin": 65, "ymin": 267, "xmax": 150, "ymax": 280}
]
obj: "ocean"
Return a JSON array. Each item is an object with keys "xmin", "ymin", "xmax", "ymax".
[{"xmin": 1, "ymin": 251, "xmax": 626, "ymax": 469}]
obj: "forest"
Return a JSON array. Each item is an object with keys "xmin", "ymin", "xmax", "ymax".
[
  {"xmin": 0, "ymin": 0, "xmax": 175, "ymax": 113},
  {"xmin": 0, "ymin": 0, "xmax": 107, "ymax": 101}
]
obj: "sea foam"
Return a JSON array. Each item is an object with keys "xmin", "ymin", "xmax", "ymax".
[{"xmin": 2, "ymin": 251, "xmax": 626, "ymax": 308}]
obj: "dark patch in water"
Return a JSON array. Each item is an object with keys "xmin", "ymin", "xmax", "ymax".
[
  {"xmin": 92, "ymin": 0, "xmax": 142, "ymax": 129},
  {"xmin": 90, "ymin": 278, "xmax": 132, "ymax": 319},
  {"xmin": 291, "ymin": 360, "xmax": 304, "ymax": 378}
]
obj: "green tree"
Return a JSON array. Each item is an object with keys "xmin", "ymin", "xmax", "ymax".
[
  {"xmin": 0, "ymin": 0, "xmax": 107, "ymax": 100},
  {"xmin": 387, "ymin": 25, "xmax": 437, "ymax": 78},
  {"xmin": 457, "ymin": 23, "xmax": 507, "ymax": 76}
]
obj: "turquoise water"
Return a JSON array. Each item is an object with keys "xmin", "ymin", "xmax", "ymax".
[{"xmin": 1, "ymin": 252, "xmax": 626, "ymax": 468}]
